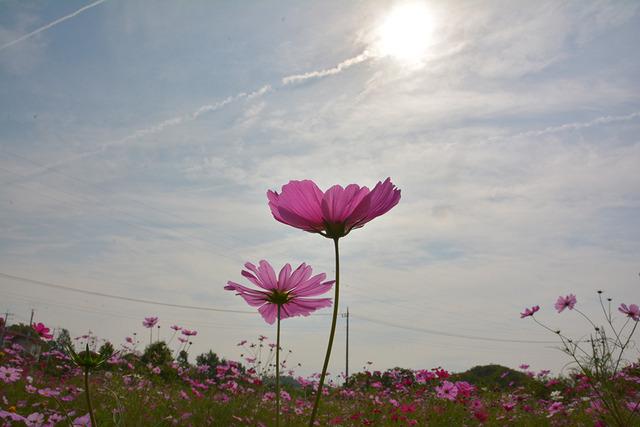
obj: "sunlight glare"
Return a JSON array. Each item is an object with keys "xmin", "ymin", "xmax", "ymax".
[{"xmin": 375, "ymin": 2, "xmax": 436, "ymax": 64}]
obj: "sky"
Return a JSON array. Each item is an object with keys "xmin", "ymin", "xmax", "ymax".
[{"xmin": 1, "ymin": 0, "xmax": 639, "ymax": 379}]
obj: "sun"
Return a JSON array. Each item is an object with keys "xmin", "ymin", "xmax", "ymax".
[{"xmin": 374, "ymin": 2, "xmax": 436, "ymax": 64}]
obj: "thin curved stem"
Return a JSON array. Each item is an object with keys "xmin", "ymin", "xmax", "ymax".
[
  {"xmin": 84, "ymin": 367, "xmax": 98, "ymax": 427},
  {"xmin": 276, "ymin": 305, "xmax": 281, "ymax": 427},
  {"xmin": 309, "ymin": 237, "xmax": 340, "ymax": 426}
]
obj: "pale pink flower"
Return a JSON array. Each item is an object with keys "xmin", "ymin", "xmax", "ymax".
[
  {"xmin": 435, "ymin": 381, "xmax": 458, "ymax": 401},
  {"xmin": 72, "ymin": 414, "xmax": 92, "ymax": 426},
  {"xmin": 225, "ymin": 260, "xmax": 334, "ymax": 324},
  {"xmin": 554, "ymin": 294, "xmax": 577, "ymax": 313},
  {"xmin": 25, "ymin": 412, "xmax": 45, "ymax": 427},
  {"xmin": 520, "ymin": 305, "xmax": 540, "ymax": 318},
  {"xmin": 142, "ymin": 317, "xmax": 158, "ymax": 328},
  {"xmin": 0, "ymin": 410, "xmax": 25, "ymax": 422},
  {"xmin": 170, "ymin": 325, "xmax": 182, "ymax": 331},
  {"xmin": 619, "ymin": 303, "xmax": 640, "ymax": 321},
  {"xmin": 267, "ymin": 178, "xmax": 401, "ymax": 239},
  {"xmin": 0, "ymin": 366, "xmax": 21, "ymax": 383}
]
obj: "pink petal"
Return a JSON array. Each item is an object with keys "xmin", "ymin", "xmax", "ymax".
[
  {"xmin": 257, "ymin": 260, "xmax": 278, "ymax": 290},
  {"xmin": 277, "ymin": 263, "xmax": 292, "ymax": 291},
  {"xmin": 258, "ymin": 304, "xmax": 278, "ymax": 324},
  {"xmin": 320, "ymin": 184, "xmax": 369, "ymax": 224},
  {"xmin": 268, "ymin": 180, "xmax": 325, "ymax": 232}
]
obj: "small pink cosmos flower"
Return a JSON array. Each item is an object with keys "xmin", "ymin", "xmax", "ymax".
[
  {"xmin": 267, "ymin": 178, "xmax": 401, "ymax": 239},
  {"xmin": 170, "ymin": 325, "xmax": 182, "ymax": 331},
  {"xmin": 0, "ymin": 366, "xmax": 22, "ymax": 383},
  {"xmin": 520, "ymin": 305, "xmax": 540, "ymax": 318},
  {"xmin": 547, "ymin": 401, "xmax": 564, "ymax": 416},
  {"xmin": 142, "ymin": 317, "xmax": 159, "ymax": 328},
  {"xmin": 619, "ymin": 303, "xmax": 640, "ymax": 321},
  {"xmin": 435, "ymin": 381, "xmax": 458, "ymax": 401},
  {"xmin": 181, "ymin": 329, "xmax": 197, "ymax": 337},
  {"xmin": 225, "ymin": 260, "xmax": 334, "ymax": 324},
  {"xmin": 32, "ymin": 322, "xmax": 53, "ymax": 340},
  {"xmin": 554, "ymin": 294, "xmax": 577, "ymax": 313}
]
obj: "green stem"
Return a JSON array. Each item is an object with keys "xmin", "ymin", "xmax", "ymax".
[
  {"xmin": 84, "ymin": 367, "xmax": 98, "ymax": 427},
  {"xmin": 276, "ymin": 305, "xmax": 281, "ymax": 427},
  {"xmin": 309, "ymin": 237, "xmax": 340, "ymax": 426}
]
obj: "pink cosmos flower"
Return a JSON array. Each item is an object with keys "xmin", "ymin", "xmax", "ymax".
[
  {"xmin": 225, "ymin": 260, "xmax": 334, "ymax": 324},
  {"xmin": 267, "ymin": 178, "xmax": 401, "ymax": 239},
  {"xmin": 0, "ymin": 366, "xmax": 21, "ymax": 383},
  {"xmin": 25, "ymin": 412, "xmax": 45, "ymax": 427},
  {"xmin": 170, "ymin": 325, "xmax": 182, "ymax": 331},
  {"xmin": 142, "ymin": 317, "xmax": 159, "ymax": 328},
  {"xmin": 181, "ymin": 329, "xmax": 197, "ymax": 337},
  {"xmin": 619, "ymin": 303, "xmax": 640, "ymax": 321},
  {"xmin": 554, "ymin": 294, "xmax": 577, "ymax": 313},
  {"xmin": 435, "ymin": 381, "xmax": 458, "ymax": 401},
  {"xmin": 547, "ymin": 401, "xmax": 564, "ymax": 416},
  {"xmin": 32, "ymin": 322, "xmax": 53, "ymax": 340},
  {"xmin": 520, "ymin": 305, "xmax": 540, "ymax": 318}
]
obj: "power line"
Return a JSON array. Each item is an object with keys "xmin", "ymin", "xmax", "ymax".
[
  {"xmin": 353, "ymin": 314, "xmax": 559, "ymax": 345},
  {"xmin": 0, "ymin": 271, "xmax": 333, "ymax": 317},
  {"xmin": 0, "ymin": 272, "xmax": 255, "ymax": 314}
]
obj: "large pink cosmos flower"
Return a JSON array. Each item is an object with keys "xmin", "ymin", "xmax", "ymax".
[
  {"xmin": 225, "ymin": 260, "xmax": 334, "ymax": 324},
  {"xmin": 267, "ymin": 178, "xmax": 401, "ymax": 239}
]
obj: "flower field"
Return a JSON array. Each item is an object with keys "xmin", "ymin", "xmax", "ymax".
[{"xmin": 1, "ymin": 320, "xmax": 639, "ymax": 426}]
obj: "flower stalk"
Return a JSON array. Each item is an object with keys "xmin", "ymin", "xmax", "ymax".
[
  {"xmin": 276, "ymin": 304, "xmax": 281, "ymax": 427},
  {"xmin": 309, "ymin": 237, "xmax": 340, "ymax": 426}
]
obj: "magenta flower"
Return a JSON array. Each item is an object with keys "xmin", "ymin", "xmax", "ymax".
[
  {"xmin": 170, "ymin": 325, "xmax": 182, "ymax": 331},
  {"xmin": 267, "ymin": 178, "xmax": 401, "ymax": 239},
  {"xmin": 619, "ymin": 303, "xmax": 640, "ymax": 321},
  {"xmin": 547, "ymin": 401, "xmax": 564, "ymax": 416},
  {"xmin": 142, "ymin": 317, "xmax": 158, "ymax": 328},
  {"xmin": 181, "ymin": 329, "xmax": 197, "ymax": 337},
  {"xmin": 32, "ymin": 322, "xmax": 53, "ymax": 340},
  {"xmin": 225, "ymin": 260, "xmax": 333, "ymax": 324},
  {"xmin": 435, "ymin": 381, "xmax": 458, "ymax": 401},
  {"xmin": 554, "ymin": 294, "xmax": 577, "ymax": 313},
  {"xmin": 520, "ymin": 305, "xmax": 540, "ymax": 318}
]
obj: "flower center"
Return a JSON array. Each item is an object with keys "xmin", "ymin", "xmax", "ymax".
[
  {"xmin": 267, "ymin": 290, "xmax": 291, "ymax": 305},
  {"xmin": 323, "ymin": 221, "xmax": 346, "ymax": 239}
]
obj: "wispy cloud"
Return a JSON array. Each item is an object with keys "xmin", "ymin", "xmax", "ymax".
[{"xmin": 0, "ymin": 0, "xmax": 108, "ymax": 52}]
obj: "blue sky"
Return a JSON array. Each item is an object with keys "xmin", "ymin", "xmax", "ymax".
[{"xmin": 1, "ymin": 0, "xmax": 639, "ymax": 377}]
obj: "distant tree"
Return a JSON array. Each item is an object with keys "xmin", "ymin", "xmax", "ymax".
[
  {"xmin": 141, "ymin": 341, "xmax": 173, "ymax": 367},
  {"xmin": 177, "ymin": 350, "xmax": 190, "ymax": 369},
  {"xmin": 98, "ymin": 341, "xmax": 114, "ymax": 358},
  {"xmin": 52, "ymin": 328, "xmax": 72, "ymax": 352},
  {"xmin": 196, "ymin": 350, "xmax": 222, "ymax": 378}
]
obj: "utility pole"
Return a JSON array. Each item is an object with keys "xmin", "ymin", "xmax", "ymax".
[
  {"xmin": 0, "ymin": 311, "xmax": 13, "ymax": 346},
  {"xmin": 341, "ymin": 307, "xmax": 350, "ymax": 385}
]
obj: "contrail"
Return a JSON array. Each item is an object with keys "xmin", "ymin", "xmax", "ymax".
[
  {"xmin": 513, "ymin": 111, "xmax": 640, "ymax": 138},
  {"xmin": 6, "ymin": 85, "xmax": 272, "ymax": 183},
  {"xmin": 8, "ymin": 50, "xmax": 371, "ymax": 181},
  {"xmin": 282, "ymin": 50, "xmax": 372, "ymax": 85},
  {"xmin": 0, "ymin": 0, "xmax": 108, "ymax": 52}
]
